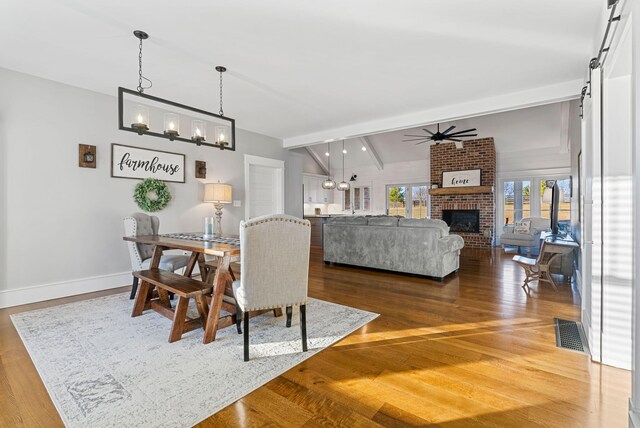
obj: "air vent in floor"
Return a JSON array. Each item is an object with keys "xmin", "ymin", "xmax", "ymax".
[{"xmin": 554, "ymin": 318, "xmax": 589, "ymax": 354}]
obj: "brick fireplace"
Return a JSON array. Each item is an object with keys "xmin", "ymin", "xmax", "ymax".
[{"xmin": 430, "ymin": 138, "xmax": 496, "ymax": 248}]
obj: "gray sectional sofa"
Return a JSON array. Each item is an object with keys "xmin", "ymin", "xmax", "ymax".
[{"xmin": 323, "ymin": 216, "xmax": 464, "ymax": 279}]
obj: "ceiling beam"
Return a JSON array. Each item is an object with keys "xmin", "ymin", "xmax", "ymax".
[
  {"xmin": 304, "ymin": 147, "xmax": 329, "ymax": 175},
  {"xmin": 360, "ymin": 137, "xmax": 383, "ymax": 170},
  {"xmin": 282, "ymin": 79, "xmax": 582, "ymax": 148}
]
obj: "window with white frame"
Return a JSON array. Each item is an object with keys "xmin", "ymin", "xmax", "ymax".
[{"xmin": 385, "ymin": 183, "xmax": 430, "ymax": 218}]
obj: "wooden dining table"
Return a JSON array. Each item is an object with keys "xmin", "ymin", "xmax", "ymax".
[{"xmin": 123, "ymin": 234, "xmax": 246, "ymax": 344}]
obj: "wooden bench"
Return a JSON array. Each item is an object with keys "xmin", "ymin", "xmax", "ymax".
[{"xmin": 132, "ymin": 269, "xmax": 213, "ymax": 343}]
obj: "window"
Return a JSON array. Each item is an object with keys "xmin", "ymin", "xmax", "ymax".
[
  {"xmin": 386, "ymin": 183, "xmax": 429, "ymax": 218},
  {"xmin": 503, "ymin": 180, "xmax": 531, "ymax": 224}
]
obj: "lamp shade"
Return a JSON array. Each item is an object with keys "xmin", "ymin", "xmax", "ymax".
[
  {"xmin": 204, "ymin": 182, "xmax": 232, "ymax": 203},
  {"xmin": 542, "ymin": 188, "xmax": 553, "ymax": 204}
]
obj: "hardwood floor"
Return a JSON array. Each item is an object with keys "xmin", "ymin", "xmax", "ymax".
[{"xmin": 0, "ymin": 248, "xmax": 630, "ymax": 427}]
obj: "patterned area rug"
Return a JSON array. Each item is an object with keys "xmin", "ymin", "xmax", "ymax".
[{"xmin": 11, "ymin": 293, "xmax": 377, "ymax": 428}]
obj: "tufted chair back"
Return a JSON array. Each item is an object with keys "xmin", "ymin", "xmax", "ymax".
[
  {"xmin": 234, "ymin": 214, "xmax": 311, "ymax": 312},
  {"xmin": 123, "ymin": 213, "xmax": 160, "ymax": 271}
]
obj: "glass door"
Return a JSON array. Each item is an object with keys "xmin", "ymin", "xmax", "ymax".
[
  {"xmin": 386, "ymin": 184, "xmax": 429, "ymax": 218},
  {"xmin": 502, "ymin": 180, "xmax": 531, "ymax": 225}
]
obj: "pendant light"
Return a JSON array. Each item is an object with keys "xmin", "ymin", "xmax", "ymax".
[
  {"xmin": 321, "ymin": 142, "xmax": 336, "ymax": 190},
  {"xmin": 337, "ymin": 140, "xmax": 350, "ymax": 191}
]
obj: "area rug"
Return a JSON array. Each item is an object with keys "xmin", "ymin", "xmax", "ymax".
[{"xmin": 11, "ymin": 293, "xmax": 378, "ymax": 428}]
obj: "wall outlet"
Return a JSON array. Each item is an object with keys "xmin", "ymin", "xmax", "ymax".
[{"xmin": 233, "ymin": 200, "xmax": 242, "ymax": 207}]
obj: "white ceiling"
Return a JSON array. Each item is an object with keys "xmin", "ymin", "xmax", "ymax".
[
  {"xmin": 0, "ymin": 1, "xmax": 600, "ymax": 141},
  {"xmin": 298, "ymin": 101, "xmax": 577, "ymax": 169}
]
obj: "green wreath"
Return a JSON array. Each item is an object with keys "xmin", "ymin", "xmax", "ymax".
[{"xmin": 134, "ymin": 178, "xmax": 172, "ymax": 212}]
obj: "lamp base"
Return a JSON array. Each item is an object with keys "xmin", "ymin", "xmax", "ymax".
[{"xmin": 214, "ymin": 203, "xmax": 224, "ymax": 236}]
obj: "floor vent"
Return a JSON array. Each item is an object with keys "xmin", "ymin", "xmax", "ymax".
[{"xmin": 554, "ymin": 318, "xmax": 589, "ymax": 354}]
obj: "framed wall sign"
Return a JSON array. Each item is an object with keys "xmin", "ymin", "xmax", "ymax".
[
  {"xmin": 442, "ymin": 169, "xmax": 481, "ymax": 188},
  {"xmin": 111, "ymin": 144, "xmax": 185, "ymax": 183}
]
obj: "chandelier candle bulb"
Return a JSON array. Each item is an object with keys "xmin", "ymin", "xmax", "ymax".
[
  {"xmin": 191, "ymin": 120, "xmax": 206, "ymax": 145},
  {"xmin": 163, "ymin": 113, "xmax": 180, "ymax": 140},
  {"xmin": 215, "ymin": 125, "xmax": 229, "ymax": 148},
  {"xmin": 131, "ymin": 105, "xmax": 149, "ymax": 135}
]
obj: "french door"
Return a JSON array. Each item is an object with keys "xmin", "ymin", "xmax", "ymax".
[{"xmin": 385, "ymin": 183, "xmax": 429, "ymax": 218}]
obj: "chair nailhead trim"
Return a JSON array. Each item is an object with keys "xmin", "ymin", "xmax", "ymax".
[{"xmin": 242, "ymin": 216, "xmax": 310, "ymax": 229}]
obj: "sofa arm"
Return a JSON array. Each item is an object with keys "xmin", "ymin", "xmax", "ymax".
[
  {"xmin": 503, "ymin": 224, "xmax": 514, "ymax": 233},
  {"xmin": 438, "ymin": 235, "xmax": 465, "ymax": 253}
]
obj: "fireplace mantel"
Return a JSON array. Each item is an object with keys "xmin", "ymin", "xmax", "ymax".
[{"xmin": 429, "ymin": 185, "xmax": 493, "ymax": 196}]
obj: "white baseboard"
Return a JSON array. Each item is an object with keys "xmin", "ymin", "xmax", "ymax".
[{"xmin": 0, "ymin": 272, "xmax": 132, "ymax": 309}]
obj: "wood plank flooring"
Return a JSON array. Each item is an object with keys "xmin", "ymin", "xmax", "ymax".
[{"xmin": 0, "ymin": 248, "xmax": 630, "ymax": 427}]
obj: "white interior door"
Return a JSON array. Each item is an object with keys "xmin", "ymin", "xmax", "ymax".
[{"xmin": 244, "ymin": 155, "xmax": 285, "ymax": 220}]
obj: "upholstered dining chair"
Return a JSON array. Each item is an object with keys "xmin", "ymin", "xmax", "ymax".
[
  {"xmin": 232, "ymin": 214, "xmax": 311, "ymax": 361},
  {"xmin": 124, "ymin": 213, "xmax": 190, "ymax": 299}
]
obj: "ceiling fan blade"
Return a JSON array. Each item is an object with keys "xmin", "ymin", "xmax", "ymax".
[
  {"xmin": 445, "ymin": 138, "xmax": 463, "ymax": 142},
  {"xmin": 447, "ymin": 128, "xmax": 477, "ymax": 136},
  {"xmin": 414, "ymin": 141, "xmax": 429, "ymax": 145},
  {"xmin": 442, "ymin": 125, "xmax": 456, "ymax": 134},
  {"xmin": 402, "ymin": 138, "xmax": 432, "ymax": 142},
  {"xmin": 421, "ymin": 129, "xmax": 435, "ymax": 135},
  {"xmin": 404, "ymin": 134, "xmax": 429, "ymax": 138},
  {"xmin": 448, "ymin": 134, "xmax": 478, "ymax": 138}
]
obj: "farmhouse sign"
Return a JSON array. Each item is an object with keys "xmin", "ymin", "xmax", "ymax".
[
  {"xmin": 442, "ymin": 169, "xmax": 481, "ymax": 188},
  {"xmin": 111, "ymin": 144, "xmax": 185, "ymax": 183}
]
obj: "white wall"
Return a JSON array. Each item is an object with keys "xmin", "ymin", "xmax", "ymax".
[{"xmin": 0, "ymin": 67, "xmax": 301, "ymax": 307}]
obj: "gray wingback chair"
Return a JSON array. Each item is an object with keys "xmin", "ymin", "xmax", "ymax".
[
  {"xmin": 232, "ymin": 214, "xmax": 311, "ymax": 361},
  {"xmin": 124, "ymin": 213, "xmax": 190, "ymax": 299},
  {"xmin": 501, "ymin": 217, "xmax": 550, "ymax": 255}
]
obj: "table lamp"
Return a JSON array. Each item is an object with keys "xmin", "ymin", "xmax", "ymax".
[{"xmin": 204, "ymin": 181, "xmax": 233, "ymax": 235}]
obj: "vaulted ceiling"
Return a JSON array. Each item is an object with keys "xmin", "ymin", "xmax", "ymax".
[
  {"xmin": 297, "ymin": 101, "xmax": 578, "ymax": 170},
  {"xmin": 0, "ymin": 1, "xmax": 601, "ymax": 143}
]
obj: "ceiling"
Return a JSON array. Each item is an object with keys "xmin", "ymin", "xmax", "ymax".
[
  {"xmin": 0, "ymin": 1, "xmax": 600, "ymax": 141},
  {"xmin": 297, "ymin": 101, "xmax": 577, "ymax": 169}
]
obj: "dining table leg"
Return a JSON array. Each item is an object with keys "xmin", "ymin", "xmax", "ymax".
[{"xmin": 203, "ymin": 255, "xmax": 231, "ymax": 344}]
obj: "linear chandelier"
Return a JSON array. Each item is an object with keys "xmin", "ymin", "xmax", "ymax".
[{"xmin": 118, "ymin": 30, "xmax": 236, "ymax": 151}]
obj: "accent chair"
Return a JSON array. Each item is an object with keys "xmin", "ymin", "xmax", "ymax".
[{"xmin": 501, "ymin": 217, "xmax": 550, "ymax": 255}]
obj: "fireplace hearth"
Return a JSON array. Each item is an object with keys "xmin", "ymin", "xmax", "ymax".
[{"xmin": 442, "ymin": 209, "xmax": 480, "ymax": 233}]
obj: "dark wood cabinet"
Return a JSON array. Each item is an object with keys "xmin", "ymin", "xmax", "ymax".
[{"xmin": 306, "ymin": 217, "xmax": 327, "ymax": 248}]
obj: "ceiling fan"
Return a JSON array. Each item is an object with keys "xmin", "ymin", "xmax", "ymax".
[{"xmin": 403, "ymin": 123, "xmax": 478, "ymax": 149}]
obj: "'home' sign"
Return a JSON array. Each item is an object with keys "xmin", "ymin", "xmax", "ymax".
[{"xmin": 442, "ymin": 169, "xmax": 481, "ymax": 188}]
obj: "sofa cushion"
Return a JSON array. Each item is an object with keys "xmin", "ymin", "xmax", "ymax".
[
  {"xmin": 326, "ymin": 217, "xmax": 346, "ymax": 224},
  {"xmin": 342, "ymin": 216, "xmax": 368, "ymax": 225},
  {"xmin": 367, "ymin": 217, "xmax": 399, "ymax": 227},
  {"xmin": 398, "ymin": 218, "xmax": 449, "ymax": 236}
]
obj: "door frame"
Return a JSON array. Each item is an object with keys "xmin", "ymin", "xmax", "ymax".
[{"xmin": 244, "ymin": 155, "xmax": 285, "ymax": 220}]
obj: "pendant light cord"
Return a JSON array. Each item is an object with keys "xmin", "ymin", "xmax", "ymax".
[
  {"xmin": 136, "ymin": 37, "xmax": 152, "ymax": 93},
  {"xmin": 327, "ymin": 143, "xmax": 331, "ymax": 178},
  {"xmin": 342, "ymin": 140, "xmax": 345, "ymax": 181},
  {"xmin": 219, "ymin": 70, "xmax": 224, "ymax": 116}
]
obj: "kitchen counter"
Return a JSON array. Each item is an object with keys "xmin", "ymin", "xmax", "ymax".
[{"xmin": 303, "ymin": 214, "xmax": 345, "ymax": 218}]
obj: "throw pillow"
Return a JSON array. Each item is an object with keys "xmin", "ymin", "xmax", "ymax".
[{"xmin": 514, "ymin": 221, "xmax": 531, "ymax": 234}]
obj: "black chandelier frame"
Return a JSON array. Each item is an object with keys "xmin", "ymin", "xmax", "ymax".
[{"xmin": 118, "ymin": 87, "xmax": 236, "ymax": 151}]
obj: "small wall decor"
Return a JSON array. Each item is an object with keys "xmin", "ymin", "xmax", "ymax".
[
  {"xmin": 195, "ymin": 160, "xmax": 207, "ymax": 179},
  {"xmin": 134, "ymin": 178, "xmax": 172, "ymax": 212},
  {"xmin": 78, "ymin": 144, "xmax": 96, "ymax": 168},
  {"xmin": 111, "ymin": 143, "xmax": 185, "ymax": 183},
  {"xmin": 442, "ymin": 169, "xmax": 481, "ymax": 188}
]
